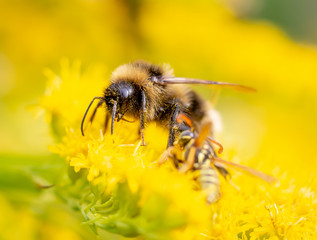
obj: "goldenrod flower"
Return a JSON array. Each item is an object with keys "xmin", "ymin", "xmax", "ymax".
[{"xmin": 40, "ymin": 60, "xmax": 317, "ymax": 239}]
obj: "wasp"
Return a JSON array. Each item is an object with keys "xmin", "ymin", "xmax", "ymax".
[
  {"xmin": 81, "ymin": 60, "xmax": 255, "ymax": 147},
  {"xmin": 159, "ymin": 115, "xmax": 276, "ymax": 204}
]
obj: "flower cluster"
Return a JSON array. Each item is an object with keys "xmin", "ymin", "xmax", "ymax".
[{"xmin": 40, "ymin": 60, "xmax": 317, "ymax": 239}]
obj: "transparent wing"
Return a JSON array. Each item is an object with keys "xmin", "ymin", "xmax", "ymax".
[
  {"xmin": 213, "ymin": 156, "xmax": 277, "ymax": 183},
  {"xmin": 157, "ymin": 77, "xmax": 256, "ymax": 92}
]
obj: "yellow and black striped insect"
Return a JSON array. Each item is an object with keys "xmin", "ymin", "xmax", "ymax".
[
  {"xmin": 81, "ymin": 60, "xmax": 255, "ymax": 147},
  {"xmin": 159, "ymin": 116, "xmax": 276, "ymax": 204}
]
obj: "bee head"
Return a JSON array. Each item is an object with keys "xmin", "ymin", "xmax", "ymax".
[{"xmin": 104, "ymin": 81, "xmax": 141, "ymax": 121}]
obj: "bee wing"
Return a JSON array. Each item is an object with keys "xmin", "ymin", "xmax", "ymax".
[
  {"xmin": 159, "ymin": 77, "xmax": 256, "ymax": 92},
  {"xmin": 195, "ymin": 122, "xmax": 212, "ymax": 147},
  {"xmin": 213, "ymin": 156, "xmax": 277, "ymax": 183}
]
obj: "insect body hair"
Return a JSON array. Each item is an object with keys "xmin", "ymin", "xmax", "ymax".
[
  {"xmin": 110, "ymin": 60, "xmax": 193, "ymax": 123},
  {"xmin": 82, "ymin": 60, "xmax": 254, "ymax": 147}
]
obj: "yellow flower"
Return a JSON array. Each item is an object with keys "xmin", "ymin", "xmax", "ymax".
[
  {"xmin": 39, "ymin": 58, "xmax": 106, "ymax": 139},
  {"xmin": 40, "ymin": 60, "xmax": 317, "ymax": 239}
]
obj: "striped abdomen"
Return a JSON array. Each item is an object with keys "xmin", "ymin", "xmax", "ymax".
[{"xmin": 198, "ymin": 163, "xmax": 221, "ymax": 204}]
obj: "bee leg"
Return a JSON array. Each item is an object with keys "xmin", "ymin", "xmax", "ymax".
[
  {"xmin": 140, "ymin": 90, "xmax": 147, "ymax": 146},
  {"xmin": 167, "ymin": 104, "xmax": 180, "ymax": 148}
]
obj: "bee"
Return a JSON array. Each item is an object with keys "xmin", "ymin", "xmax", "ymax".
[
  {"xmin": 81, "ymin": 60, "xmax": 255, "ymax": 147},
  {"xmin": 159, "ymin": 115, "xmax": 276, "ymax": 204}
]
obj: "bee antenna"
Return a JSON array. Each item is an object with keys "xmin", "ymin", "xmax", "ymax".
[
  {"xmin": 111, "ymin": 101, "xmax": 117, "ymax": 135},
  {"xmin": 81, "ymin": 96, "xmax": 104, "ymax": 136}
]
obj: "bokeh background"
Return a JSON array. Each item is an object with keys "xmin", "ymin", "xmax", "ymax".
[{"xmin": 1, "ymin": 0, "xmax": 317, "ymax": 239}]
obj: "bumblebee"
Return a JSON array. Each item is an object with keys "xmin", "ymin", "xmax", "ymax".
[
  {"xmin": 81, "ymin": 60, "xmax": 255, "ymax": 147},
  {"xmin": 159, "ymin": 116, "xmax": 276, "ymax": 204}
]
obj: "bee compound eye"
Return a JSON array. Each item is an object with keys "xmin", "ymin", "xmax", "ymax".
[
  {"xmin": 120, "ymin": 88, "xmax": 129, "ymax": 98},
  {"xmin": 118, "ymin": 85, "xmax": 134, "ymax": 100},
  {"xmin": 150, "ymin": 76, "xmax": 158, "ymax": 83}
]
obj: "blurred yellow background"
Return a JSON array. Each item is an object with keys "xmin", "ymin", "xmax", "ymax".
[{"xmin": 1, "ymin": 0, "xmax": 317, "ymax": 239}]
